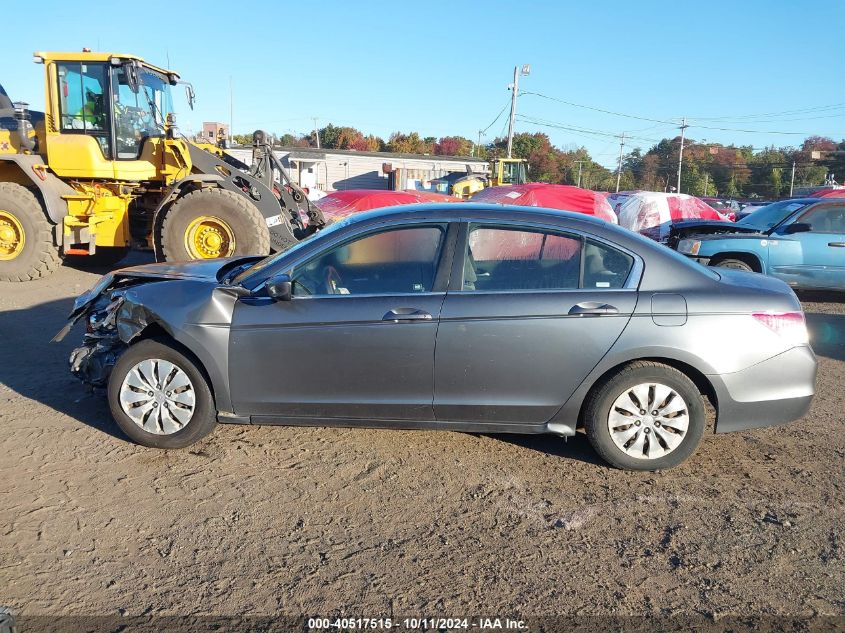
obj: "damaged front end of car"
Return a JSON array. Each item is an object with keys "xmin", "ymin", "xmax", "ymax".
[
  {"xmin": 57, "ymin": 278, "xmax": 165, "ymax": 389},
  {"xmin": 57, "ymin": 257, "xmax": 255, "ymax": 399},
  {"xmin": 68, "ymin": 293, "xmax": 127, "ymax": 387}
]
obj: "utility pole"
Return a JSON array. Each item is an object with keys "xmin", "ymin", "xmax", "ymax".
[
  {"xmin": 312, "ymin": 117, "xmax": 320, "ymax": 149},
  {"xmin": 474, "ymin": 130, "xmax": 483, "ymax": 158},
  {"xmin": 506, "ymin": 64, "xmax": 530, "ymax": 158},
  {"xmin": 676, "ymin": 117, "xmax": 688, "ymax": 193},
  {"xmin": 573, "ymin": 160, "xmax": 587, "ymax": 188},
  {"xmin": 704, "ymin": 173, "xmax": 709, "ymax": 197},
  {"xmin": 615, "ymin": 133, "xmax": 626, "ymax": 193},
  {"xmin": 789, "ymin": 161, "xmax": 796, "ymax": 197}
]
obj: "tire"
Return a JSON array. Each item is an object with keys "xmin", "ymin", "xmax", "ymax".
[
  {"xmin": 64, "ymin": 246, "xmax": 129, "ymax": 269},
  {"xmin": 160, "ymin": 188, "xmax": 270, "ymax": 262},
  {"xmin": 107, "ymin": 339, "xmax": 217, "ymax": 449},
  {"xmin": 0, "ymin": 182, "xmax": 60, "ymax": 282},
  {"xmin": 713, "ymin": 258, "xmax": 754, "ymax": 272},
  {"xmin": 583, "ymin": 361, "xmax": 705, "ymax": 470}
]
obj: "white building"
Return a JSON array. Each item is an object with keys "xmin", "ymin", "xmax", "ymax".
[{"xmin": 227, "ymin": 145, "xmax": 488, "ymax": 193}]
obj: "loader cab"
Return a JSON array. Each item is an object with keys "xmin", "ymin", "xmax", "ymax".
[
  {"xmin": 38, "ymin": 52, "xmax": 177, "ymax": 181},
  {"xmin": 491, "ymin": 158, "xmax": 528, "ymax": 187}
]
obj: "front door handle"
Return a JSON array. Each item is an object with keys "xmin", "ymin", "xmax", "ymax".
[
  {"xmin": 828, "ymin": 242, "xmax": 845, "ymax": 247},
  {"xmin": 568, "ymin": 302, "xmax": 619, "ymax": 316},
  {"xmin": 382, "ymin": 308, "xmax": 433, "ymax": 322}
]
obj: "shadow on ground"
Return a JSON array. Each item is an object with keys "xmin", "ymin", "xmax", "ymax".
[
  {"xmin": 797, "ymin": 290, "xmax": 845, "ymax": 305},
  {"xmin": 0, "ymin": 295, "xmax": 128, "ymax": 441},
  {"xmin": 485, "ymin": 432, "xmax": 605, "ymax": 466},
  {"xmin": 805, "ymin": 312, "xmax": 845, "ymax": 362}
]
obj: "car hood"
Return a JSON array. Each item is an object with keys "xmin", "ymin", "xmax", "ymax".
[
  {"xmin": 64, "ymin": 257, "xmax": 257, "ymax": 327},
  {"xmin": 694, "ymin": 231, "xmax": 768, "ymax": 241}
]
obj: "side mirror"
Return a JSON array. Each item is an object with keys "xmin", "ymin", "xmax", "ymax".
[
  {"xmin": 783, "ymin": 222, "xmax": 811, "ymax": 235},
  {"xmin": 124, "ymin": 62, "xmax": 140, "ymax": 94},
  {"xmin": 266, "ymin": 273, "xmax": 292, "ymax": 301},
  {"xmin": 185, "ymin": 84, "xmax": 195, "ymax": 110}
]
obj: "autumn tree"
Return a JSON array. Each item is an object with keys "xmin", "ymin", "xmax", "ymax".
[
  {"xmin": 386, "ymin": 132, "xmax": 432, "ymax": 154},
  {"xmin": 434, "ymin": 136, "xmax": 474, "ymax": 156}
]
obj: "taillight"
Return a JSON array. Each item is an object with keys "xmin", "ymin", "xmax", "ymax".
[{"xmin": 752, "ymin": 311, "xmax": 808, "ymax": 346}]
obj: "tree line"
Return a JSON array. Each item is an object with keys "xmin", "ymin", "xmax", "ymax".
[{"xmin": 231, "ymin": 125, "xmax": 845, "ymax": 199}]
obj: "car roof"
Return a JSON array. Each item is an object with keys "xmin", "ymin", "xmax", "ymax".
[{"xmin": 334, "ymin": 202, "xmax": 613, "ymax": 229}]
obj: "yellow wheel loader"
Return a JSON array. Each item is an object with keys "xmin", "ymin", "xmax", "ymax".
[
  {"xmin": 0, "ymin": 51, "xmax": 324, "ymax": 282},
  {"xmin": 447, "ymin": 157, "xmax": 529, "ymax": 198}
]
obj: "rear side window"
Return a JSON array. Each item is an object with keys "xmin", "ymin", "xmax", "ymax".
[
  {"xmin": 583, "ymin": 239, "xmax": 634, "ymax": 289},
  {"xmin": 463, "ymin": 225, "xmax": 634, "ymax": 291},
  {"xmin": 464, "ymin": 227, "xmax": 581, "ymax": 291}
]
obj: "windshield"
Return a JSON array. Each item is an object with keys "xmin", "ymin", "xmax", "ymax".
[
  {"xmin": 232, "ymin": 218, "xmax": 354, "ymax": 286},
  {"xmin": 500, "ymin": 160, "xmax": 527, "ymax": 185},
  {"xmin": 737, "ymin": 200, "xmax": 810, "ymax": 230},
  {"xmin": 113, "ymin": 64, "xmax": 173, "ymax": 159}
]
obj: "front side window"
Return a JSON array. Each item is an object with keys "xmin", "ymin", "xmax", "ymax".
[
  {"xmin": 56, "ymin": 62, "xmax": 111, "ymax": 158},
  {"xmin": 798, "ymin": 205, "xmax": 845, "ymax": 233},
  {"xmin": 463, "ymin": 226, "xmax": 635, "ymax": 291},
  {"xmin": 293, "ymin": 226, "xmax": 445, "ymax": 296}
]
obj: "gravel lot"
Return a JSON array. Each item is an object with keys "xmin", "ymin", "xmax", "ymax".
[{"xmin": 1, "ymin": 257, "xmax": 843, "ymax": 620}]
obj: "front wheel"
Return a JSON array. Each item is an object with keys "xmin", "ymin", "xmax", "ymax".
[
  {"xmin": 583, "ymin": 361, "xmax": 705, "ymax": 470},
  {"xmin": 160, "ymin": 188, "xmax": 270, "ymax": 261},
  {"xmin": 107, "ymin": 339, "xmax": 217, "ymax": 449},
  {"xmin": 713, "ymin": 258, "xmax": 754, "ymax": 272}
]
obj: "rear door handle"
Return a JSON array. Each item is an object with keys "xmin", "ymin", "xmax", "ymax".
[
  {"xmin": 568, "ymin": 302, "xmax": 619, "ymax": 316},
  {"xmin": 828, "ymin": 242, "xmax": 845, "ymax": 247},
  {"xmin": 382, "ymin": 308, "xmax": 433, "ymax": 322}
]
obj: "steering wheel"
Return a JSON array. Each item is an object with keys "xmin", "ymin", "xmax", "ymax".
[{"xmin": 324, "ymin": 266, "xmax": 344, "ymax": 294}]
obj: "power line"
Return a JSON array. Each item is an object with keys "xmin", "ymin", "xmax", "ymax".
[
  {"xmin": 516, "ymin": 114, "xmax": 664, "ymax": 143},
  {"xmin": 690, "ymin": 123, "xmax": 821, "ymax": 135},
  {"xmin": 689, "ymin": 103, "xmax": 845, "ymax": 122},
  {"xmin": 519, "ymin": 90, "xmax": 838, "ymax": 136},
  {"xmin": 520, "ymin": 90, "xmax": 676, "ymax": 125},
  {"xmin": 481, "ymin": 100, "xmax": 511, "ymax": 135}
]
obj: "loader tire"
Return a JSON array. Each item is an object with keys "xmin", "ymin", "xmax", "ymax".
[
  {"xmin": 0, "ymin": 182, "xmax": 61, "ymax": 282},
  {"xmin": 160, "ymin": 188, "xmax": 271, "ymax": 261}
]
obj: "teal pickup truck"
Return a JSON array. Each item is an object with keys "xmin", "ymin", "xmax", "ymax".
[{"xmin": 673, "ymin": 198, "xmax": 845, "ymax": 291}]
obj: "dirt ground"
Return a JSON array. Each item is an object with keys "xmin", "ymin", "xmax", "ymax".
[{"xmin": 1, "ymin": 256, "xmax": 843, "ymax": 621}]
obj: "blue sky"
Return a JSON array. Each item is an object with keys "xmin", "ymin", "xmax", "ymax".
[{"xmin": 3, "ymin": 0, "xmax": 843, "ymax": 167}]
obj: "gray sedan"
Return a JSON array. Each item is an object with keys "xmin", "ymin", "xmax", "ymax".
[{"xmin": 61, "ymin": 204, "xmax": 817, "ymax": 470}]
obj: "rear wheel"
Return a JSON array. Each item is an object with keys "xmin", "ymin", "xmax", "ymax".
[
  {"xmin": 160, "ymin": 188, "xmax": 270, "ymax": 261},
  {"xmin": 0, "ymin": 182, "xmax": 60, "ymax": 282},
  {"xmin": 583, "ymin": 361, "xmax": 705, "ymax": 470},
  {"xmin": 712, "ymin": 258, "xmax": 754, "ymax": 272},
  {"xmin": 107, "ymin": 339, "xmax": 217, "ymax": 449}
]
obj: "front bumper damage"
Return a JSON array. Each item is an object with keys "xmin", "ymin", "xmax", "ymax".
[
  {"xmin": 57, "ymin": 278, "xmax": 164, "ymax": 389},
  {"xmin": 69, "ymin": 336, "xmax": 126, "ymax": 388}
]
